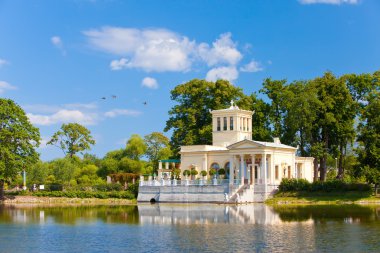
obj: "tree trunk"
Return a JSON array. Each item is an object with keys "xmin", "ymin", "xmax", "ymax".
[
  {"xmin": 0, "ymin": 180, "xmax": 4, "ymax": 201},
  {"xmin": 337, "ymin": 144, "xmax": 344, "ymax": 179},
  {"xmin": 320, "ymin": 157, "xmax": 327, "ymax": 181},
  {"xmin": 313, "ymin": 157, "xmax": 319, "ymax": 182}
]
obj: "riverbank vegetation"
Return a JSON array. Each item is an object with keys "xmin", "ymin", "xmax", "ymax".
[{"xmin": 1, "ymin": 70, "xmax": 379, "ymax": 200}]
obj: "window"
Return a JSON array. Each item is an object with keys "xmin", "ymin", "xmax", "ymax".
[
  {"xmin": 275, "ymin": 165, "xmax": 279, "ymax": 180},
  {"xmin": 224, "ymin": 162, "xmax": 230, "ymax": 171},
  {"xmin": 210, "ymin": 163, "xmax": 220, "ymax": 170},
  {"xmin": 230, "ymin": 117, "xmax": 233, "ymax": 130},
  {"xmin": 217, "ymin": 117, "xmax": 221, "ymax": 131},
  {"xmin": 243, "ymin": 117, "xmax": 246, "ymax": 131},
  {"xmin": 223, "ymin": 117, "xmax": 227, "ymax": 130},
  {"xmin": 288, "ymin": 166, "xmax": 291, "ymax": 178}
]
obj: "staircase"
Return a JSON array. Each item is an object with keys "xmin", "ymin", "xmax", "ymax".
[{"xmin": 227, "ymin": 184, "xmax": 254, "ymax": 203}]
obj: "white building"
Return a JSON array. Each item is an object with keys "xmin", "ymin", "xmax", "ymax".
[
  {"xmin": 179, "ymin": 101, "xmax": 314, "ymax": 186},
  {"xmin": 139, "ymin": 101, "xmax": 314, "ymax": 203}
]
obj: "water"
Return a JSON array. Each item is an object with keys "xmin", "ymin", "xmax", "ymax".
[{"xmin": 0, "ymin": 204, "xmax": 379, "ymax": 253}]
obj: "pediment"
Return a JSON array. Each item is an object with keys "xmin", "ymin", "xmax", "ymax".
[{"xmin": 227, "ymin": 139, "xmax": 264, "ymax": 150}]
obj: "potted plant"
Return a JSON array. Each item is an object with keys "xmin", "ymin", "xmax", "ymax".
[
  {"xmin": 200, "ymin": 170, "xmax": 207, "ymax": 178},
  {"xmin": 209, "ymin": 168, "xmax": 217, "ymax": 177},
  {"xmin": 218, "ymin": 168, "xmax": 226, "ymax": 179},
  {"xmin": 190, "ymin": 169, "xmax": 198, "ymax": 180}
]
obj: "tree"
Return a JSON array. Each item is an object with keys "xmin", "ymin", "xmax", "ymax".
[
  {"xmin": 144, "ymin": 132, "xmax": 172, "ymax": 172},
  {"xmin": 0, "ymin": 99, "xmax": 40, "ymax": 199},
  {"xmin": 47, "ymin": 123, "xmax": 95, "ymax": 158},
  {"xmin": 356, "ymin": 91, "xmax": 380, "ymax": 189},
  {"xmin": 125, "ymin": 134, "xmax": 147, "ymax": 160},
  {"xmin": 165, "ymin": 79, "xmax": 247, "ymax": 156}
]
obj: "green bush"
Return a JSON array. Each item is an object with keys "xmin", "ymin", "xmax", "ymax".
[
  {"xmin": 32, "ymin": 190, "xmax": 135, "ymax": 199},
  {"xmin": 278, "ymin": 178, "xmax": 371, "ymax": 193}
]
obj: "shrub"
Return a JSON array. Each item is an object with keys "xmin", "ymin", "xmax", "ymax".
[
  {"xmin": 183, "ymin": 170, "xmax": 190, "ymax": 176},
  {"xmin": 209, "ymin": 168, "xmax": 217, "ymax": 176},
  {"xmin": 218, "ymin": 168, "xmax": 226, "ymax": 175},
  {"xmin": 278, "ymin": 178, "xmax": 372, "ymax": 193},
  {"xmin": 190, "ymin": 169, "xmax": 198, "ymax": 176},
  {"xmin": 200, "ymin": 170, "xmax": 207, "ymax": 177}
]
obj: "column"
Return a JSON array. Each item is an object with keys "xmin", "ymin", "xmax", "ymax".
[
  {"xmin": 270, "ymin": 153, "xmax": 275, "ymax": 185},
  {"xmin": 263, "ymin": 153, "xmax": 267, "ymax": 194},
  {"xmin": 165, "ymin": 162, "xmax": 169, "ymax": 170},
  {"xmin": 229, "ymin": 156, "xmax": 234, "ymax": 185},
  {"xmin": 203, "ymin": 154, "xmax": 208, "ymax": 177},
  {"xmin": 250, "ymin": 154, "xmax": 255, "ymax": 185},
  {"xmin": 158, "ymin": 161, "xmax": 163, "ymax": 180},
  {"xmin": 240, "ymin": 154, "xmax": 244, "ymax": 185}
]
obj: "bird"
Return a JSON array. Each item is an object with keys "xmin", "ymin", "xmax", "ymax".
[
  {"xmin": 143, "ymin": 101, "xmax": 147, "ymax": 106},
  {"xmin": 101, "ymin": 97, "xmax": 106, "ymax": 100},
  {"xmin": 111, "ymin": 95, "xmax": 117, "ymax": 99}
]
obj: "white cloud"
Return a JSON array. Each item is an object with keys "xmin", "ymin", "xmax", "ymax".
[
  {"xmin": 110, "ymin": 58, "xmax": 128, "ymax": 70},
  {"xmin": 240, "ymin": 60, "xmax": 263, "ymax": 73},
  {"xmin": 141, "ymin": 77, "xmax": 158, "ymax": 89},
  {"xmin": 84, "ymin": 27, "xmax": 195, "ymax": 72},
  {"xmin": 0, "ymin": 59, "xmax": 9, "ymax": 68},
  {"xmin": 51, "ymin": 36, "xmax": 66, "ymax": 55},
  {"xmin": 206, "ymin": 66, "xmax": 239, "ymax": 82},
  {"xmin": 299, "ymin": 0, "xmax": 358, "ymax": 4},
  {"xmin": 104, "ymin": 109, "xmax": 141, "ymax": 118},
  {"xmin": 0, "ymin": 81, "xmax": 17, "ymax": 94},
  {"xmin": 198, "ymin": 33, "xmax": 242, "ymax": 66},
  {"xmin": 27, "ymin": 109, "xmax": 98, "ymax": 126}
]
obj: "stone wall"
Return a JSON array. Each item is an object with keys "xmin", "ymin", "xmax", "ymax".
[{"xmin": 137, "ymin": 185, "xmax": 228, "ymax": 203}]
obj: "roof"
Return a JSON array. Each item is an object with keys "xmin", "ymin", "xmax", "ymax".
[
  {"xmin": 227, "ymin": 139, "xmax": 297, "ymax": 150},
  {"xmin": 159, "ymin": 159, "xmax": 181, "ymax": 163}
]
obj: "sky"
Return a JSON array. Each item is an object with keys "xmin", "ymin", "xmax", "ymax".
[{"xmin": 0, "ymin": 0, "xmax": 379, "ymax": 161}]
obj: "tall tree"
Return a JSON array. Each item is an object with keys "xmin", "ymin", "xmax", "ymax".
[
  {"xmin": 47, "ymin": 123, "xmax": 95, "ymax": 158},
  {"xmin": 0, "ymin": 99, "xmax": 40, "ymax": 199},
  {"xmin": 125, "ymin": 134, "xmax": 147, "ymax": 160},
  {"xmin": 144, "ymin": 132, "xmax": 172, "ymax": 172},
  {"xmin": 356, "ymin": 90, "xmax": 380, "ymax": 189},
  {"xmin": 165, "ymin": 79, "xmax": 247, "ymax": 156}
]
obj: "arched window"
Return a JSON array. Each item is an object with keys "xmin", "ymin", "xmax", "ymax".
[{"xmin": 210, "ymin": 163, "xmax": 220, "ymax": 170}]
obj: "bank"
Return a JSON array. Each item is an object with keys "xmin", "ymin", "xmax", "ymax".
[
  {"xmin": 265, "ymin": 191, "xmax": 380, "ymax": 205},
  {"xmin": 0, "ymin": 195, "xmax": 136, "ymax": 205}
]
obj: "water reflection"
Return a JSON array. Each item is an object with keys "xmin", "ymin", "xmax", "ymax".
[{"xmin": 1, "ymin": 203, "xmax": 379, "ymax": 225}]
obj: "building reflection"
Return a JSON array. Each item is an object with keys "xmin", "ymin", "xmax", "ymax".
[{"xmin": 138, "ymin": 204, "xmax": 313, "ymax": 225}]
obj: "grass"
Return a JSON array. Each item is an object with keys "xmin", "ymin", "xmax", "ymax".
[{"xmin": 266, "ymin": 191, "xmax": 380, "ymax": 205}]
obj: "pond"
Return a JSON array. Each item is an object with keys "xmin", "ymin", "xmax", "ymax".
[{"xmin": 0, "ymin": 204, "xmax": 379, "ymax": 252}]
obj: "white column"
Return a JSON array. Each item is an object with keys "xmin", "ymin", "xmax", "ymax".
[
  {"xmin": 271, "ymin": 153, "xmax": 275, "ymax": 185},
  {"xmin": 263, "ymin": 153, "xmax": 267, "ymax": 194},
  {"xmin": 203, "ymin": 154, "xmax": 208, "ymax": 177},
  {"xmin": 229, "ymin": 156, "xmax": 234, "ymax": 185},
  {"xmin": 240, "ymin": 154, "xmax": 244, "ymax": 185},
  {"xmin": 165, "ymin": 162, "xmax": 169, "ymax": 170}
]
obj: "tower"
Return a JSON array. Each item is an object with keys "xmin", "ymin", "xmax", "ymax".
[{"xmin": 211, "ymin": 100, "xmax": 254, "ymax": 147}]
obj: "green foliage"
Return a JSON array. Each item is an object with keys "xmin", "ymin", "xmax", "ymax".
[
  {"xmin": 144, "ymin": 132, "xmax": 172, "ymax": 172},
  {"xmin": 278, "ymin": 178, "xmax": 371, "ymax": 192},
  {"xmin": 47, "ymin": 123, "xmax": 95, "ymax": 158},
  {"xmin": 183, "ymin": 170, "xmax": 190, "ymax": 176},
  {"xmin": 119, "ymin": 157, "xmax": 142, "ymax": 174},
  {"xmin": 209, "ymin": 168, "xmax": 217, "ymax": 176},
  {"xmin": 200, "ymin": 170, "xmax": 207, "ymax": 177},
  {"xmin": 173, "ymin": 168, "xmax": 181, "ymax": 179},
  {"xmin": 218, "ymin": 168, "xmax": 226, "ymax": 175},
  {"xmin": 165, "ymin": 79, "xmax": 247, "ymax": 156},
  {"xmin": 190, "ymin": 169, "xmax": 198, "ymax": 176},
  {"xmin": 0, "ymin": 98, "xmax": 40, "ymax": 198},
  {"xmin": 32, "ymin": 190, "xmax": 135, "ymax": 199},
  {"xmin": 125, "ymin": 134, "xmax": 147, "ymax": 160}
]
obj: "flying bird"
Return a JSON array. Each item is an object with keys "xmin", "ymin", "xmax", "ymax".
[
  {"xmin": 101, "ymin": 97, "xmax": 106, "ymax": 100},
  {"xmin": 143, "ymin": 101, "xmax": 147, "ymax": 106},
  {"xmin": 112, "ymin": 95, "xmax": 117, "ymax": 99}
]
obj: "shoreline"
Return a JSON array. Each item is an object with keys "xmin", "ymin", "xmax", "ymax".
[{"xmin": 1, "ymin": 195, "xmax": 136, "ymax": 205}]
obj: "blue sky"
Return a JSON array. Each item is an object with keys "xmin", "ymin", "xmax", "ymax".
[{"xmin": 0, "ymin": 0, "xmax": 379, "ymax": 160}]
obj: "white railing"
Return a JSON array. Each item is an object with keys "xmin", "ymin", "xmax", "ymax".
[{"xmin": 140, "ymin": 179, "xmax": 232, "ymax": 187}]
